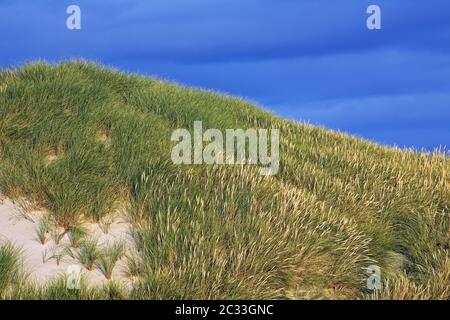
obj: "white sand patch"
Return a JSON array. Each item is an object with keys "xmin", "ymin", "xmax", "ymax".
[
  {"xmin": 95, "ymin": 131, "xmax": 112, "ymax": 147},
  {"xmin": 0, "ymin": 198, "xmax": 138, "ymax": 288},
  {"xmin": 44, "ymin": 154, "xmax": 59, "ymax": 165}
]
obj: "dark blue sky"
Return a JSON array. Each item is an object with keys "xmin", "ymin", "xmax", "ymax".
[{"xmin": 1, "ymin": 0, "xmax": 449, "ymax": 150}]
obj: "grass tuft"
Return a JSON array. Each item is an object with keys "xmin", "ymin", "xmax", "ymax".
[
  {"xmin": 97, "ymin": 241, "xmax": 125, "ymax": 280},
  {"xmin": 76, "ymin": 238, "xmax": 100, "ymax": 271},
  {"xmin": 68, "ymin": 224, "xmax": 88, "ymax": 248},
  {"xmin": 35, "ymin": 215, "xmax": 52, "ymax": 245}
]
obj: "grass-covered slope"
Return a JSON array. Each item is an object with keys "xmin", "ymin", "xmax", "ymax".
[{"xmin": 0, "ymin": 62, "xmax": 448, "ymax": 299}]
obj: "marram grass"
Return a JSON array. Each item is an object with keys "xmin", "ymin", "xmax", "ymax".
[
  {"xmin": 0, "ymin": 242, "xmax": 23, "ymax": 296},
  {"xmin": 0, "ymin": 61, "xmax": 448, "ymax": 300}
]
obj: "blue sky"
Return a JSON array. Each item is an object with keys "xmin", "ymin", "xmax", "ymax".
[{"xmin": 1, "ymin": 0, "xmax": 449, "ymax": 150}]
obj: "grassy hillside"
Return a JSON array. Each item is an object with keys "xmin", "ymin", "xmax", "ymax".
[{"xmin": 0, "ymin": 61, "xmax": 448, "ymax": 299}]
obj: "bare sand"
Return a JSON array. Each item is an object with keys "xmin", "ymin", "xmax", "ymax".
[{"xmin": 0, "ymin": 197, "xmax": 136, "ymax": 288}]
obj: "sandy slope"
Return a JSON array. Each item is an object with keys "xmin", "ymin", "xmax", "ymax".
[{"xmin": 0, "ymin": 198, "xmax": 135, "ymax": 287}]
